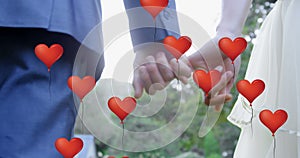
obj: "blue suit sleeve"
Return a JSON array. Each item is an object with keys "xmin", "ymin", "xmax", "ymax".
[{"xmin": 123, "ymin": 0, "xmax": 180, "ymax": 46}]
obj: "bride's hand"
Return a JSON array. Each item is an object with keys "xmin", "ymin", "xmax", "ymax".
[
  {"xmin": 205, "ymin": 57, "xmax": 237, "ymax": 110},
  {"xmin": 187, "ymin": 36, "xmax": 240, "ymax": 109},
  {"xmin": 133, "ymin": 44, "xmax": 178, "ymax": 99}
]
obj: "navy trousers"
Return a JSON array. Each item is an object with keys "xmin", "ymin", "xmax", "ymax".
[{"xmin": 0, "ymin": 28, "xmax": 88, "ymax": 157}]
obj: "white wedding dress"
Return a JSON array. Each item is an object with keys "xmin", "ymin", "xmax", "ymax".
[{"xmin": 228, "ymin": 0, "xmax": 300, "ymax": 157}]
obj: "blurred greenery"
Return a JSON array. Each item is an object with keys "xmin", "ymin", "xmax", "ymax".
[{"xmin": 76, "ymin": 0, "xmax": 276, "ymax": 157}]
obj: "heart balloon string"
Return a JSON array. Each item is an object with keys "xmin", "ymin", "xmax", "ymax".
[
  {"xmin": 232, "ymin": 62, "xmax": 236, "ymax": 84},
  {"xmin": 218, "ymin": 36, "xmax": 247, "ymax": 110},
  {"xmin": 218, "ymin": 36, "xmax": 253, "ymax": 133},
  {"xmin": 273, "ymin": 136, "xmax": 276, "ymax": 158},
  {"xmin": 218, "ymin": 36, "xmax": 247, "ymax": 95},
  {"xmin": 259, "ymin": 109, "xmax": 288, "ymax": 158},
  {"xmin": 250, "ymin": 105, "xmax": 254, "ymax": 136},
  {"xmin": 241, "ymin": 99, "xmax": 254, "ymax": 136},
  {"xmin": 237, "ymin": 79, "xmax": 265, "ymax": 136},
  {"xmin": 241, "ymin": 98, "xmax": 255, "ymax": 137},
  {"xmin": 140, "ymin": 0, "xmax": 168, "ymax": 42},
  {"xmin": 193, "ymin": 70, "xmax": 222, "ymax": 126},
  {"xmin": 67, "ymin": 76, "xmax": 96, "ymax": 135},
  {"xmin": 34, "ymin": 43, "xmax": 64, "ymax": 108},
  {"xmin": 176, "ymin": 60, "xmax": 181, "ymax": 90},
  {"xmin": 163, "ymin": 36, "xmax": 192, "ymax": 91},
  {"xmin": 198, "ymin": 91, "xmax": 210, "ymax": 120},
  {"xmin": 108, "ymin": 97, "xmax": 137, "ymax": 154},
  {"xmin": 48, "ymin": 71, "xmax": 52, "ymax": 104},
  {"xmin": 141, "ymin": 1, "xmax": 189, "ymax": 92},
  {"xmin": 153, "ymin": 20, "xmax": 157, "ymax": 42},
  {"xmin": 81, "ymin": 101, "xmax": 85, "ymax": 134},
  {"xmin": 122, "ymin": 123, "xmax": 125, "ymax": 154},
  {"xmin": 206, "ymin": 106, "xmax": 210, "ymax": 124}
]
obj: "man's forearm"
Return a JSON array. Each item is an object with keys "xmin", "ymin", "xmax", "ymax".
[{"xmin": 123, "ymin": 0, "xmax": 180, "ymax": 46}]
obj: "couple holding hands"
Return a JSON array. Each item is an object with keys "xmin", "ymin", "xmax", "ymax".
[{"xmin": 0, "ymin": 0, "xmax": 298, "ymax": 157}]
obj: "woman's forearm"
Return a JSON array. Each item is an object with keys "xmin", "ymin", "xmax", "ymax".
[{"xmin": 216, "ymin": 0, "xmax": 252, "ymax": 38}]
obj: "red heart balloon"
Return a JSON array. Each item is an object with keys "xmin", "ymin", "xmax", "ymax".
[
  {"xmin": 140, "ymin": 0, "xmax": 169, "ymax": 19},
  {"xmin": 193, "ymin": 70, "xmax": 221, "ymax": 96},
  {"xmin": 35, "ymin": 44, "xmax": 63, "ymax": 71},
  {"xmin": 68, "ymin": 76, "xmax": 96, "ymax": 100},
  {"xmin": 237, "ymin": 79, "xmax": 265, "ymax": 106},
  {"xmin": 163, "ymin": 36, "xmax": 192, "ymax": 60},
  {"xmin": 218, "ymin": 37, "xmax": 247, "ymax": 63},
  {"xmin": 55, "ymin": 137, "xmax": 83, "ymax": 158},
  {"xmin": 108, "ymin": 97, "xmax": 137, "ymax": 124},
  {"xmin": 259, "ymin": 109, "xmax": 288, "ymax": 136}
]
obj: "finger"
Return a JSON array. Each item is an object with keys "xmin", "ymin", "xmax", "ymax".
[
  {"xmin": 207, "ymin": 87, "xmax": 232, "ymax": 111},
  {"xmin": 225, "ymin": 76, "xmax": 234, "ymax": 93},
  {"xmin": 214, "ymin": 104, "xmax": 224, "ymax": 112},
  {"xmin": 205, "ymin": 82, "xmax": 232, "ymax": 106},
  {"xmin": 156, "ymin": 52, "xmax": 175, "ymax": 81},
  {"xmin": 215, "ymin": 71, "xmax": 234, "ymax": 102},
  {"xmin": 133, "ymin": 71, "xmax": 144, "ymax": 99},
  {"xmin": 218, "ymin": 84, "xmax": 233, "ymax": 102},
  {"xmin": 205, "ymin": 94, "xmax": 232, "ymax": 105},
  {"xmin": 213, "ymin": 84, "xmax": 233, "ymax": 111},
  {"xmin": 145, "ymin": 56, "xmax": 165, "ymax": 91},
  {"xmin": 170, "ymin": 59, "xmax": 192, "ymax": 80},
  {"xmin": 214, "ymin": 81, "xmax": 233, "ymax": 104},
  {"xmin": 181, "ymin": 76, "xmax": 189, "ymax": 85},
  {"xmin": 208, "ymin": 71, "xmax": 233, "ymax": 97},
  {"xmin": 138, "ymin": 66, "xmax": 155, "ymax": 95},
  {"xmin": 177, "ymin": 59, "xmax": 192, "ymax": 77}
]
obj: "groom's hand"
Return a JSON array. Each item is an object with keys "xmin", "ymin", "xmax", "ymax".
[{"xmin": 133, "ymin": 44, "xmax": 179, "ymax": 98}]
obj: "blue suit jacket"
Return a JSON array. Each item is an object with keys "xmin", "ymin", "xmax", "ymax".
[{"xmin": 0, "ymin": 0, "xmax": 179, "ymax": 47}]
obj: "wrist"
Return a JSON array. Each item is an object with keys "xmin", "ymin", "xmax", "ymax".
[{"xmin": 215, "ymin": 30, "xmax": 241, "ymax": 40}]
